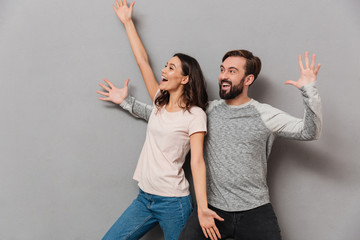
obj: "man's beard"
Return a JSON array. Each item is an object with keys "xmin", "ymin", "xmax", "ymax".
[{"xmin": 219, "ymin": 77, "xmax": 245, "ymax": 99}]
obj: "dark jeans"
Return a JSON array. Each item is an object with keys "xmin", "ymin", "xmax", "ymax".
[{"xmin": 178, "ymin": 203, "xmax": 282, "ymax": 240}]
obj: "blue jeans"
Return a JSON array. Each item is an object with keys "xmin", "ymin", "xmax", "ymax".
[{"xmin": 102, "ymin": 189, "xmax": 193, "ymax": 240}]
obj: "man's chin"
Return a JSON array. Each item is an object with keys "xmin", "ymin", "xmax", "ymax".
[
  {"xmin": 219, "ymin": 86, "xmax": 243, "ymax": 100},
  {"xmin": 219, "ymin": 90, "xmax": 232, "ymax": 100}
]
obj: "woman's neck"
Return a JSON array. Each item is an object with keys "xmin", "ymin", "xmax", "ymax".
[{"xmin": 165, "ymin": 88, "xmax": 185, "ymax": 112}]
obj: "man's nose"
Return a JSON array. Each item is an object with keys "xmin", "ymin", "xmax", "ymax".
[{"xmin": 220, "ymin": 71, "xmax": 229, "ymax": 79}]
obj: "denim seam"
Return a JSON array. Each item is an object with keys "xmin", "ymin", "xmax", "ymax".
[
  {"xmin": 124, "ymin": 214, "xmax": 153, "ymax": 240},
  {"xmin": 187, "ymin": 195, "xmax": 193, "ymax": 209},
  {"xmin": 178, "ymin": 198, "xmax": 185, "ymax": 226}
]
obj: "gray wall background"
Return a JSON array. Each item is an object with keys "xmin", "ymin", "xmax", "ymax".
[{"xmin": 1, "ymin": 0, "xmax": 359, "ymax": 239}]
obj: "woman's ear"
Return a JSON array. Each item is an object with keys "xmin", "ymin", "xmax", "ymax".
[{"xmin": 181, "ymin": 76, "xmax": 189, "ymax": 85}]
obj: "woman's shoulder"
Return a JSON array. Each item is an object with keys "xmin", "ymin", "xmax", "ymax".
[
  {"xmin": 189, "ymin": 105, "xmax": 206, "ymax": 114},
  {"xmin": 187, "ymin": 106, "xmax": 207, "ymax": 120}
]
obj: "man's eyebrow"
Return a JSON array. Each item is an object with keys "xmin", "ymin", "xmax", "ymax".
[{"xmin": 220, "ymin": 65, "xmax": 239, "ymax": 71}]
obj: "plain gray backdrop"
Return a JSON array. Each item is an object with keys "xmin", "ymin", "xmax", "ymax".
[{"xmin": 1, "ymin": 0, "xmax": 360, "ymax": 239}]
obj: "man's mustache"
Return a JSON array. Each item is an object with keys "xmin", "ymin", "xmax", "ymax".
[{"xmin": 220, "ymin": 80, "xmax": 232, "ymax": 85}]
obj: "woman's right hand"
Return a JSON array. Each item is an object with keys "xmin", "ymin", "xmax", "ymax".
[
  {"xmin": 198, "ymin": 207, "xmax": 224, "ymax": 240},
  {"xmin": 113, "ymin": 0, "xmax": 135, "ymax": 24},
  {"xmin": 97, "ymin": 79, "xmax": 129, "ymax": 104}
]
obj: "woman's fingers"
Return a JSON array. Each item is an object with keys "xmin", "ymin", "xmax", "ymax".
[
  {"xmin": 206, "ymin": 227, "xmax": 218, "ymax": 240},
  {"xmin": 115, "ymin": 0, "xmax": 120, "ymax": 8},
  {"xmin": 201, "ymin": 227, "xmax": 209, "ymax": 238}
]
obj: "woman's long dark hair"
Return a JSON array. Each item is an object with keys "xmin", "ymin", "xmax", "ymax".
[{"xmin": 155, "ymin": 53, "xmax": 208, "ymax": 111}]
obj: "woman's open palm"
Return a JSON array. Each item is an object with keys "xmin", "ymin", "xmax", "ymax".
[{"xmin": 113, "ymin": 0, "xmax": 135, "ymax": 24}]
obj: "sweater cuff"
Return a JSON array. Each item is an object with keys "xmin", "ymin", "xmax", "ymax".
[
  {"xmin": 119, "ymin": 95, "xmax": 134, "ymax": 111},
  {"xmin": 300, "ymin": 82, "xmax": 317, "ymax": 97}
]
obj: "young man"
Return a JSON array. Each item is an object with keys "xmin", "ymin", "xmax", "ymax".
[
  {"xmin": 113, "ymin": 50, "xmax": 321, "ymax": 240},
  {"xmin": 178, "ymin": 50, "xmax": 322, "ymax": 240}
]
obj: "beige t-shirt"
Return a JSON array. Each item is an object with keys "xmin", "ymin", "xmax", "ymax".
[{"xmin": 133, "ymin": 102, "xmax": 207, "ymax": 197}]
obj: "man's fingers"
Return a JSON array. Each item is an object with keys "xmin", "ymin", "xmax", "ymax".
[
  {"xmin": 284, "ymin": 80, "xmax": 296, "ymax": 86},
  {"xmin": 97, "ymin": 90, "xmax": 109, "ymax": 97},
  {"xmin": 124, "ymin": 78, "xmax": 130, "ymax": 88},
  {"xmin": 104, "ymin": 79, "xmax": 114, "ymax": 88},
  {"xmin": 314, "ymin": 63, "xmax": 321, "ymax": 75},
  {"xmin": 298, "ymin": 54, "xmax": 304, "ymax": 71},
  {"xmin": 99, "ymin": 83, "xmax": 110, "ymax": 92},
  {"xmin": 98, "ymin": 97, "xmax": 110, "ymax": 101},
  {"xmin": 310, "ymin": 54, "xmax": 316, "ymax": 70},
  {"xmin": 304, "ymin": 51, "xmax": 310, "ymax": 69}
]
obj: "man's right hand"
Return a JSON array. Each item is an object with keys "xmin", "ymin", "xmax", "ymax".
[{"xmin": 97, "ymin": 78, "xmax": 129, "ymax": 105}]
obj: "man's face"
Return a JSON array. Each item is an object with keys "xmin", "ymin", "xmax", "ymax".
[{"xmin": 218, "ymin": 56, "xmax": 247, "ymax": 99}]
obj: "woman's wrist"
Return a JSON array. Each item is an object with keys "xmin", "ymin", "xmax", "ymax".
[
  {"xmin": 122, "ymin": 19, "xmax": 134, "ymax": 27},
  {"xmin": 197, "ymin": 202, "xmax": 209, "ymax": 213}
]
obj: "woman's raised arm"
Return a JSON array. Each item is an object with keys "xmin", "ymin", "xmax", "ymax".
[{"xmin": 113, "ymin": 0, "xmax": 159, "ymax": 101}]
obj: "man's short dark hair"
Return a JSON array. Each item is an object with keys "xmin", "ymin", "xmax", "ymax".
[{"xmin": 222, "ymin": 50, "xmax": 262, "ymax": 85}]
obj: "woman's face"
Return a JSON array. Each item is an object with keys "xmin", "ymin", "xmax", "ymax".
[{"xmin": 160, "ymin": 56, "xmax": 188, "ymax": 92}]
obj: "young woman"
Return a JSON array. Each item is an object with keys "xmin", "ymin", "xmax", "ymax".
[{"xmin": 96, "ymin": 1, "xmax": 223, "ymax": 240}]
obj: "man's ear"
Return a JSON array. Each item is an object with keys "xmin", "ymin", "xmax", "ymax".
[
  {"xmin": 181, "ymin": 76, "xmax": 189, "ymax": 85},
  {"xmin": 244, "ymin": 74, "xmax": 255, "ymax": 86}
]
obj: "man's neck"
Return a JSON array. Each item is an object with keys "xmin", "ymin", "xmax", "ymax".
[{"xmin": 225, "ymin": 93, "xmax": 251, "ymax": 106}]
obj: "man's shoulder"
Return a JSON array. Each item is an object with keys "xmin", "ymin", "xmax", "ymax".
[
  {"xmin": 206, "ymin": 99, "xmax": 225, "ymax": 113},
  {"xmin": 250, "ymin": 99, "xmax": 281, "ymax": 116}
]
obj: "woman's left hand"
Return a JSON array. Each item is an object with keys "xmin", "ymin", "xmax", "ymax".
[
  {"xmin": 198, "ymin": 208, "xmax": 224, "ymax": 240},
  {"xmin": 113, "ymin": 0, "xmax": 135, "ymax": 24}
]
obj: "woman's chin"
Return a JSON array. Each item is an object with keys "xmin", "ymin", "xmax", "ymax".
[{"xmin": 159, "ymin": 83, "xmax": 167, "ymax": 91}]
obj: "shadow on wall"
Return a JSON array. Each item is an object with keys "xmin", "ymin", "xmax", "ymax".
[
  {"xmin": 249, "ymin": 75, "xmax": 345, "ymax": 184},
  {"xmin": 268, "ymin": 137, "xmax": 345, "ymax": 184},
  {"xmin": 248, "ymin": 75, "xmax": 273, "ymax": 103}
]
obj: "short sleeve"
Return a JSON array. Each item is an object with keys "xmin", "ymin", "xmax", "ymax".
[
  {"xmin": 153, "ymin": 89, "xmax": 161, "ymax": 105},
  {"xmin": 188, "ymin": 107, "xmax": 207, "ymax": 136}
]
